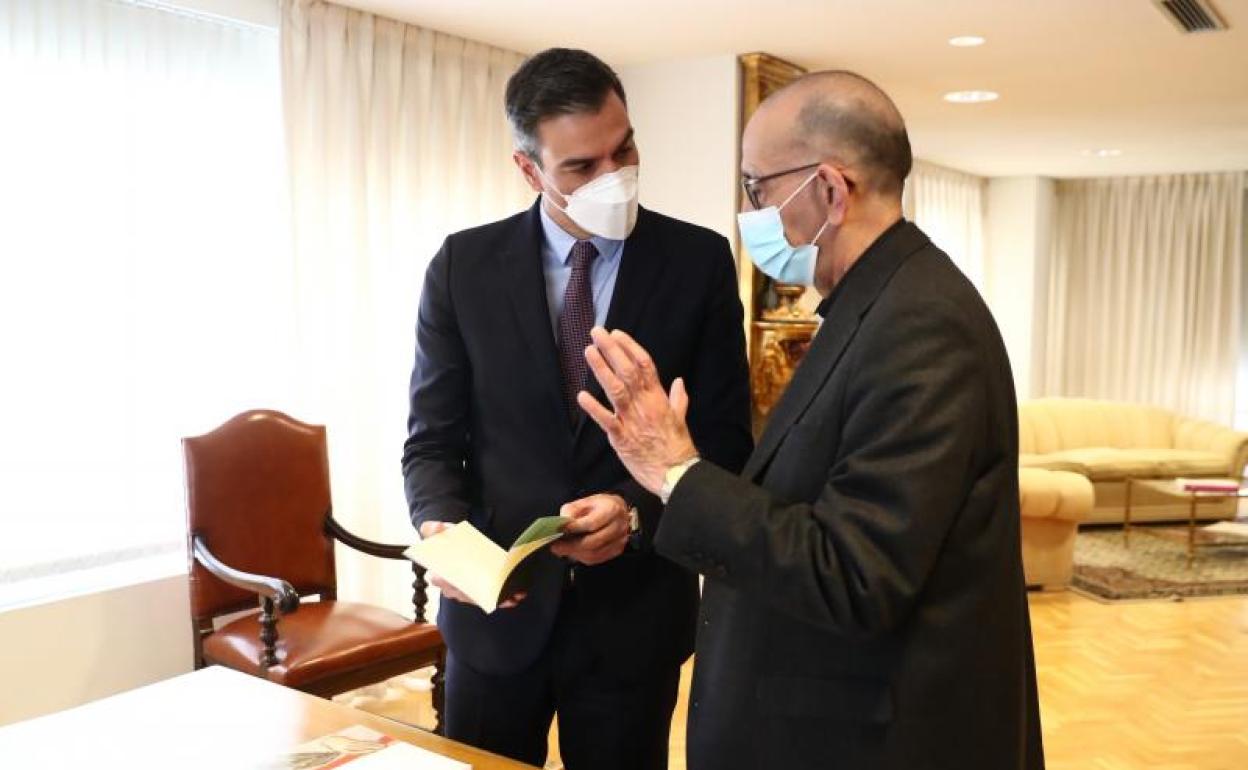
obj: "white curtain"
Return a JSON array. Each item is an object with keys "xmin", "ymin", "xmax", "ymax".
[
  {"xmin": 279, "ymin": 0, "xmax": 532, "ymax": 614},
  {"xmin": 1238, "ymin": 190, "xmax": 1248, "ymax": 430},
  {"xmin": 0, "ymin": 0, "xmax": 292, "ymax": 595},
  {"xmin": 1041, "ymin": 172, "xmax": 1245, "ymax": 423},
  {"xmin": 903, "ymin": 160, "xmax": 986, "ymax": 289}
]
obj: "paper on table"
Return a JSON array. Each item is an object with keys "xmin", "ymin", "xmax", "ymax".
[
  {"xmin": 346, "ymin": 741, "xmax": 471, "ymax": 770},
  {"xmin": 1203, "ymin": 520, "xmax": 1248, "ymax": 538},
  {"xmin": 252, "ymin": 725, "xmax": 469, "ymax": 770},
  {"xmin": 404, "ymin": 516, "xmax": 567, "ymax": 613}
]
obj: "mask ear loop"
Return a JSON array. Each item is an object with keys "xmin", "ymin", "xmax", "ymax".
[
  {"xmin": 777, "ymin": 169, "xmax": 821, "ymax": 212},
  {"xmin": 809, "ymin": 175, "xmax": 835, "ymax": 245},
  {"xmin": 534, "ymin": 162, "xmax": 572, "ymax": 213},
  {"xmin": 778, "ymin": 169, "xmax": 830, "ymax": 246},
  {"xmin": 809, "ymin": 219, "xmax": 830, "ymax": 246}
]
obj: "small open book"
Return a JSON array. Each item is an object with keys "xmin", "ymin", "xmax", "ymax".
[
  {"xmin": 403, "ymin": 516, "xmax": 568, "ymax": 613},
  {"xmin": 1174, "ymin": 477, "xmax": 1242, "ymax": 493}
]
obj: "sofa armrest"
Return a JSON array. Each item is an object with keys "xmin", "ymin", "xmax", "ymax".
[
  {"xmin": 1173, "ymin": 417, "xmax": 1248, "ymax": 477},
  {"xmin": 1019, "ymin": 467, "xmax": 1094, "ymax": 523}
]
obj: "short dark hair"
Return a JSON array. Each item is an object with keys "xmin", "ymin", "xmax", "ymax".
[{"xmin": 504, "ymin": 48, "xmax": 627, "ymax": 163}]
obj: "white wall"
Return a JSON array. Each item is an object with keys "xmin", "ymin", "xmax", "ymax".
[
  {"xmin": 617, "ymin": 55, "xmax": 740, "ymax": 249},
  {"xmin": 984, "ymin": 176, "xmax": 1055, "ymax": 401},
  {"xmin": 0, "ymin": 575, "xmax": 193, "ymax": 726}
]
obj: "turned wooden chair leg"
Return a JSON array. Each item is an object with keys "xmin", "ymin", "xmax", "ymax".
[
  {"xmin": 258, "ymin": 595, "xmax": 279, "ymax": 670},
  {"xmin": 412, "ymin": 562, "xmax": 429, "ymax": 624},
  {"xmin": 432, "ymin": 650, "xmax": 447, "ymax": 736}
]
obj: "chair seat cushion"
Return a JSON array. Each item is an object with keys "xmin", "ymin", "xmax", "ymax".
[
  {"xmin": 202, "ymin": 600, "xmax": 442, "ymax": 688},
  {"xmin": 1021, "ymin": 448, "xmax": 1229, "ymax": 482}
]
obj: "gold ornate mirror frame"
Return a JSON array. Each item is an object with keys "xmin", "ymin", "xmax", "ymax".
[{"xmin": 737, "ymin": 53, "xmax": 821, "ymax": 435}]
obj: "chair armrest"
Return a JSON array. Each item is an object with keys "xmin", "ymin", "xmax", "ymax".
[
  {"xmin": 191, "ymin": 535, "xmax": 300, "ymax": 613},
  {"xmin": 324, "ymin": 509, "xmax": 409, "ymax": 560},
  {"xmin": 1173, "ymin": 417, "xmax": 1248, "ymax": 477},
  {"xmin": 324, "ymin": 510, "xmax": 433, "ymax": 624}
]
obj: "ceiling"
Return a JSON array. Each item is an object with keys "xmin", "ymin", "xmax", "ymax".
[{"xmin": 335, "ymin": 0, "xmax": 1248, "ymax": 178}]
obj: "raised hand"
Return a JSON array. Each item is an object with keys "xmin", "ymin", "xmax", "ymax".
[{"xmin": 576, "ymin": 327, "xmax": 698, "ymax": 495}]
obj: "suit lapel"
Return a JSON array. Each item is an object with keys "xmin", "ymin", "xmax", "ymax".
[
  {"xmin": 504, "ymin": 199, "xmax": 573, "ymax": 436},
  {"xmin": 575, "ymin": 208, "xmax": 668, "ymax": 442},
  {"xmin": 742, "ymin": 220, "xmax": 931, "ymax": 480},
  {"xmin": 602, "ymin": 207, "xmax": 666, "ymax": 334}
]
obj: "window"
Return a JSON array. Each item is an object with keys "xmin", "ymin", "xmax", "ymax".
[{"xmin": 0, "ymin": 0, "xmax": 294, "ymax": 604}]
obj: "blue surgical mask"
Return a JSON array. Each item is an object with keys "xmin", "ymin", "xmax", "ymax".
[{"xmin": 737, "ymin": 170, "xmax": 830, "ymax": 286}]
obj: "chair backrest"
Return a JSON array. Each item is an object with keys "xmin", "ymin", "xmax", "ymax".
[
  {"xmin": 1018, "ymin": 398, "xmax": 1175, "ymax": 454},
  {"xmin": 183, "ymin": 410, "xmax": 337, "ymax": 621}
]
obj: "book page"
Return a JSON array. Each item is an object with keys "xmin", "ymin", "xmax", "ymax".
[
  {"xmin": 500, "ymin": 516, "xmax": 568, "ymax": 580},
  {"xmin": 404, "ymin": 516, "xmax": 568, "ymax": 614},
  {"xmin": 511, "ymin": 515, "xmax": 569, "ymax": 548},
  {"xmin": 404, "ymin": 522, "xmax": 508, "ymax": 612}
]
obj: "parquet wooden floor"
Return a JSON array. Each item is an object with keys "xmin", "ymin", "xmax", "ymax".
[
  {"xmin": 1030, "ymin": 592, "xmax": 1248, "ymax": 770},
  {"xmin": 347, "ymin": 592, "xmax": 1248, "ymax": 769}
]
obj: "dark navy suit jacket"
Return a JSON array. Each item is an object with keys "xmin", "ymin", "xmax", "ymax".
[{"xmin": 402, "ymin": 199, "xmax": 753, "ymax": 677}]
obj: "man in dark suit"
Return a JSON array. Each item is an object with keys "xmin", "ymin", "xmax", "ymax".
[
  {"xmin": 578, "ymin": 71, "xmax": 1044, "ymax": 769},
  {"xmin": 401, "ymin": 48, "xmax": 752, "ymax": 770}
]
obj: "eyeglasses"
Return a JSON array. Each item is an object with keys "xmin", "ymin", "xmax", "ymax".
[{"xmin": 741, "ymin": 162, "xmax": 821, "ymax": 210}]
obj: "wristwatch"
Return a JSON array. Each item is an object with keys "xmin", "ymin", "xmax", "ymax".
[{"xmin": 660, "ymin": 456, "xmax": 701, "ymax": 504}]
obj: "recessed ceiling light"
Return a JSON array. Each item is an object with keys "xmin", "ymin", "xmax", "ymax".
[
  {"xmin": 1081, "ymin": 148, "xmax": 1123, "ymax": 158},
  {"xmin": 943, "ymin": 90, "xmax": 999, "ymax": 104},
  {"xmin": 949, "ymin": 35, "xmax": 986, "ymax": 47}
]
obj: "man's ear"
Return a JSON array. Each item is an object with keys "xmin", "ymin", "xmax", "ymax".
[
  {"xmin": 820, "ymin": 164, "xmax": 850, "ymax": 227},
  {"xmin": 513, "ymin": 150, "xmax": 545, "ymax": 195}
]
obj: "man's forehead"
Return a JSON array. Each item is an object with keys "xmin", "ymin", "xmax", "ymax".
[
  {"xmin": 536, "ymin": 94, "xmax": 630, "ymax": 156},
  {"xmin": 741, "ymin": 106, "xmax": 800, "ymax": 173}
]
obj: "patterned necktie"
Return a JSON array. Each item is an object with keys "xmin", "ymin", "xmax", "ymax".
[{"xmin": 557, "ymin": 240, "xmax": 599, "ymax": 423}]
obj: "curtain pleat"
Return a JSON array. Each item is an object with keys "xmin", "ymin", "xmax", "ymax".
[
  {"xmin": 1041, "ymin": 172, "xmax": 1244, "ymax": 423},
  {"xmin": 279, "ymin": 0, "xmax": 532, "ymax": 613},
  {"xmin": 902, "ymin": 160, "xmax": 987, "ymax": 289}
]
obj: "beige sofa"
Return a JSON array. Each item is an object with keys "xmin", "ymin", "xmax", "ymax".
[
  {"xmin": 1019, "ymin": 467, "xmax": 1093, "ymax": 589},
  {"xmin": 1018, "ymin": 398, "xmax": 1248, "ymax": 524}
]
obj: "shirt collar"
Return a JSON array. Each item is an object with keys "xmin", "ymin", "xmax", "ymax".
[{"xmin": 539, "ymin": 201, "xmax": 624, "ymax": 266}]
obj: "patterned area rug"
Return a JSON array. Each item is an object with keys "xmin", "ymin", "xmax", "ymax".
[{"xmin": 1073, "ymin": 524, "xmax": 1248, "ymax": 600}]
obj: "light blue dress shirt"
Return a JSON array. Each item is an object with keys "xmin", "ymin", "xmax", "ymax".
[{"xmin": 539, "ymin": 202, "xmax": 625, "ymax": 335}]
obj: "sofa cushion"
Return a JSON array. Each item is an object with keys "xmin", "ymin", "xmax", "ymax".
[
  {"xmin": 1019, "ymin": 453, "xmax": 1085, "ymax": 474},
  {"xmin": 1019, "ymin": 398, "xmax": 1174, "ymax": 454},
  {"xmin": 1154, "ymin": 449, "xmax": 1230, "ymax": 477},
  {"xmin": 1025, "ymin": 448, "xmax": 1230, "ymax": 481}
]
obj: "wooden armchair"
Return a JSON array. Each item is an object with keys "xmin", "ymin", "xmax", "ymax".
[{"xmin": 182, "ymin": 410, "xmax": 445, "ymax": 730}]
